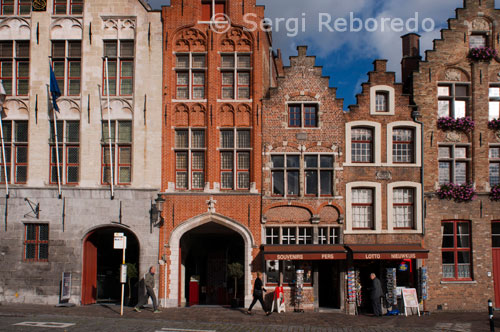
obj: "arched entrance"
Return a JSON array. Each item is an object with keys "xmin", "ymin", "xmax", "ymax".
[
  {"xmin": 81, "ymin": 226, "xmax": 140, "ymax": 305},
  {"xmin": 181, "ymin": 222, "xmax": 244, "ymax": 305}
]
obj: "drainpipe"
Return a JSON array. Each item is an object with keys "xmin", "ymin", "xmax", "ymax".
[{"xmin": 411, "ymin": 106, "xmax": 425, "ymax": 235}]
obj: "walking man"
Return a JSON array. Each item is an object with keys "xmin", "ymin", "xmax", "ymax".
[
  {"xmin": 369, "ymin": 273, "xmax": 383, "ymax": 317},
  {"xmin": 134, "ymin": 266, "xmax": 160, "ymax": 313},
  {"xmin": 246, "ymin": 272, "xmax": 271, "ymax": 316}
]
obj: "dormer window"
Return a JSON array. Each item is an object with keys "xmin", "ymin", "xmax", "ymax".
[
  {"xmin": 201, "ymin": 0, "xmax": 226, "ymax": 22},
  {"xmin": 375, "ymin": 91, "xmax": 388, "ymax": 112}
]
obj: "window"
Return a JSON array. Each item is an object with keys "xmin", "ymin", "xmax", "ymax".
[
  {"xmin": 266, "ymin": 260, "xmax": 312, "ymax": 285},
  {"xmin": 24, "ymin": 224, "xmax": 48, "ymax": 262},
  {"xmin": 352, "ymin": 188, "xmax": 374, "ymax": 229},
  {"xmin": 489, "ymin": 86, "xmax": 500, "ymax": 121},
  {"xmin": 282, "ymin": 227, "xmax": 296, "ymax": 245},
  {"xmin": 176, "ymin": 53, "xmax": 206, "ymax": 100},
  {"xmin": 101, "ymin": 121, "xmax": 132, "ymax": 185},
  {"xmin": 267, "ymin": 226, "xmax": 340, "ymax": 245},
  {"xmin": 265, "ymin": 227, "xmax": 279, "ymax": 245},
  {"xmin": 0, "ymin": 41, "xmax": 28, "ymax": 96},
  {"xmin": 53, "ymin": 0, "xmax": 83, "ymax": 15},
  {"xmin": 103, "ymin": 40, "xmax": 134, "ymax": 96},
  {"xmin": 351, "ymin": 128, "xmax": 373, "ymax": 163},
  {"xmin": 221, "ymin": 53, "xmax": 250, "ymax": 100},
  {"xmin": 438, "ymin": 145, "xmax": 470, "ymax": 185},
  {"xmin": 438, "ymin": 83, "xmax": 469, "ymax": 119},
  {"xmin": 0, "ymin": 0, "xmax": 31, "ymax": 15},
  {"xmin": 50, "ymin": 120, "xmax": 79, "ymax": 185},
  {"xmin": 201, "ymin": 0, "xmax": 226, "ymax": 21},
  {"xmin": 393, "ymin": 128, "xmax": 414, "ymax": 163},
  {"xmin": 470, "ymin": 34, "xmax": 486, "ymax": 49},
  {"xmin": 493, "ymin": 222, "xmax": 500, "ymax": 248},
  {"xmin": 490, "ymin": 147, "xmax": 500, "ymax": 186},
  {"xmin": 0, "ymin": 120, "xmax": 27, "ymax": 184},
  {"xmin": 442, "ymin": 221, "xmax": 472, "ymax": 280},
  {"xmin": 305, "ymin": 155, "xmax": 333, "ymax": 196},
  {"xmin": 52, "ymin": 41, "xmax": 81, "ymax": 96},
  {"xmin": 375, "ymin": 91, "xmax": 389, "ymax": 112},
  {"xmin": 271, "ymin": 155, "xmax": 299, "ymax": 196},
  {"xmin": 297, "ymin": 227, "xmax": 312, "ymax": 244},
  {"xmin": 393, "ymin": 188, "xmax": 414, "ymax": 229},
  {"xmin": 287, "ymin": 104, "xmax": 318, "ymax": 128},
  {"xmin": 220, "ymin": 129, "xmax": 251, "ymax": 190},
  {"xmin": 175, "ymin": 129, "xmax": 205, "ymax": 190}
]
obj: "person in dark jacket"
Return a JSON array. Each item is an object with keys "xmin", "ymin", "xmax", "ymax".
[
  {"xmin": 134, "ymin": 266, "xmax": 160, "ymax": 313},
  {"xmin": 246, "ymin": 272, "xmax": 271, "ymax": 315},
  {"xmin": 369, "ymin": 273, "xmax": 384, "ymax": 316}
]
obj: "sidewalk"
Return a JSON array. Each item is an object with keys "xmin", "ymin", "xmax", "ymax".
[{"xmin": 0, "ymin": 303, "xmax": 497, "ymax": 332}]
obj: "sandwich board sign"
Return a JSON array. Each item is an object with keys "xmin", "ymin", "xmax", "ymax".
[{"xmin": 402, "ymin": 288, "xmax": 420, "ymax": 316}]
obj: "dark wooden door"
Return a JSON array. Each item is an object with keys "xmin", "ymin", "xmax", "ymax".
[
  {"xmin": 81, "ymin": 235, "xmax": 97, "ymax": 305},
  {"xmin": 493, "ymin": 249, "xmax": 500, "ymax": 308}
]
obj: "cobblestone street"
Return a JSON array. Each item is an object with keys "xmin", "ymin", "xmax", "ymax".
[{"xmin": 0, "ymin": 304, "xmax": 496, "ymax": 332}]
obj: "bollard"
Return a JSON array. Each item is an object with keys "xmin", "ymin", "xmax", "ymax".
[{"xmin": 490, "ymin": 299, "xmax": 495, "ymax": 332}]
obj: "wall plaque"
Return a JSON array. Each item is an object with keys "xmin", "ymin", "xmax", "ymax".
[{"xmin": 376, "ymin": 171, "xmax": 392, "ymax": 180}]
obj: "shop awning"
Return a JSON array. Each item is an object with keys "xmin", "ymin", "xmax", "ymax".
[
  {"xmin": 346, "ymin": 244, "xmax": 428, "ymax": 260},
  {"xmin": 262, "ymin": 245, "xmax": 347, "ymax": 260}
]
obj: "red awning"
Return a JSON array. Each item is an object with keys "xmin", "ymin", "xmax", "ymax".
[
  {"xmin": 347, "ymin": 244, "xmax": 428, "ymax": 260},
  {"xmin": 263, "ymin": 245, "xmax": 347, "ymax": 260}
]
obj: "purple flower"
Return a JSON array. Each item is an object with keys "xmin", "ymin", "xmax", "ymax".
[
  {"xmin": 468, "ymin": 47, "xmax": 498, "ymax": 62},
  {"xmin": 438, "ymin": 117, "xmax": 475, "ymax": 132},
  {"xmin": 438, "ymin": 183, "xmax": 476, "ymax": 203}
]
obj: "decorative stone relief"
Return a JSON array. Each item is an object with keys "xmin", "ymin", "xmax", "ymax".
[
  {"xmin": 445, "ymin": 131, "xmax": 462, "ymax": 142},
  {"xmin": 445, "ymin": 69, "xmax": 462, "ymax": 81},
  {"xmin": 376, "ymin": 171, "xmax": 392, "ymax": 181},
  {"xmin": 102, "ymin": 98, "xmax": 133, "ymax": 120},
  {"xmin": 235, "ymin": 104, "xmax": 251, "ymax": 127},
  {"xmin": 190, "ymin": 103, "xmax": 206, "ymax": 127},
  {"xmin": 219, "ymin": 104, "xmax": 234, "ymax": 127},
  {"xmin": 174, "ymin": 104, "xmax": 189, "ymax": 127},
  {"xmin": 51, "ymin": 17, "xmax": 82, "ymax": 40},
  {"xmin": 174, "ymin": 28, "xmax": 206, "ymax": 52},
  {"xmin": 220, "ymin": 27, "xmax": 252, "ymax": 52},
  {"xmin": 50, "ymin": 98, "xmax": 80, "ymax": 120},
  {"xmin": 102, "ymin": 17, "xmax": 136, "ymax": 40},
  {"xmin": 0, "ymin": 18, "xmax": 30, "ymax": 40},
  {"xmin": 472, "ymin": 18, "xmax": 490, "ymax": 31},
  {"xmin": 3, "ymin": 99, "xmax": 29, "ymax": 120}
]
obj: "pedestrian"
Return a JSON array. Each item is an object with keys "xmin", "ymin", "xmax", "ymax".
[
  {"xmin": 369, "ymin": 272, "xmax": 383, "ymax": 317},
  {"xmin": 134, "ymin": 266, "xmax": 160, "ymax": 313},
  {"xmin": 246, "ymin": 272, "xmax": 271, "ymax": 316}
]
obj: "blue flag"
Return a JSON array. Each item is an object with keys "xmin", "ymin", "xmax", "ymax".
[{"xmin": 49, "ymin": 63, "xmax": 61, "ymax": 112}]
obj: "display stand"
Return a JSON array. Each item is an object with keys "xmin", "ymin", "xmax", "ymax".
[
  {"xmin": 346, "ymin": 267, "xmax": 361, "ymax": 315},
  {"xmin": 294, "ymin": 269, "xmax": 304, "ymax": 312}
]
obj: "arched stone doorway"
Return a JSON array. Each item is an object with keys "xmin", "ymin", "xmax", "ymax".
[
  {"xmin": 81, "ymin": 226, "xmax": 140, "ymax": 305},
  {"xmin": 167, "ymin": 213, "xmax": 254, "ymax": 308}
]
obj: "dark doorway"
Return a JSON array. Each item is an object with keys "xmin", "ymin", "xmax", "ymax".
[
  {"xmin": 181, "ymin": 222, "xmax": 244, "ymax": 306},
  {"xmin": 81, "ymin": 227, "xmax": 139, "ymax": 305},
  {"xmin": 318, "ymin": 261, "xmax": 341, "ymax": 309}
]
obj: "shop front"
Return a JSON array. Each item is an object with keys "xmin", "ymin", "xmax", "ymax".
[
  {"xmin": 262, "ymin": 245, "xmax": 347, "ymax": 312},
  {"xmin": 345, "ymin": 244, "xmax": 428, "ymax": 315}
]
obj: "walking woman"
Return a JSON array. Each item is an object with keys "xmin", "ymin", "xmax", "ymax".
[{"xmin": 246, "ymin": 272, "xmax": 271, "ymax": 315}]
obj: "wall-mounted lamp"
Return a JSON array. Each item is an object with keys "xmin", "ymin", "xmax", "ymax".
[{"xmin": 151, "ymin": 194, "xmax": 165, "ymax": 228}]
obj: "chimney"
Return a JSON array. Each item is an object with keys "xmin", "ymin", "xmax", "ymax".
[{"xmin": 401, "ymin": 33, "xmax": 421, "ymax": 94}]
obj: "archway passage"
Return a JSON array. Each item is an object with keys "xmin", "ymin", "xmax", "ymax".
[
  {"xmin": 180, "ymin": 222, "xmax": 244, "ymax": 306},
  {"xmin": 81, "ymin": 227, "xmax": 139, "ymax": 305}
]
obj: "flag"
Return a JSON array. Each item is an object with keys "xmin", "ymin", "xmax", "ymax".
[
  {"xmin": 0, "ymin": 80, "xmax": 6, "ymax": 106},
  {"xmin": 49, "ymin": 63, "xmax": 61, "ymax": 112}
]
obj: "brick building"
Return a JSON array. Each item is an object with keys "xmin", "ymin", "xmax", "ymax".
[
  {"xmin": 0, "ymin": 0, "xmax": 163, "ymax": 305},
  {"xmin": 413, "ymin": 0, "xmax": 500, "ymax": 311},
  {"xmin": 159, "ymin": 0, "xmax": 277, "ymax": 308}
]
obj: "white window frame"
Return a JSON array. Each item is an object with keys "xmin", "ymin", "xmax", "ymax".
[
  {"xmin": 174, "ymin": 128, "xmax": 206, "ymax": 190},
  {"xmin": 219, "ymin": 52, "xmax": 252, "ymax": 102},
  {"xmin": 387, "ymin": 182, "xmax": 422, "ymax": 233},
  {"xmin": 345, "ymin": 121, "xmax": 382, "ymax": 166},
  {"xmin": 173, "ymin": 52, "xmax": 207, "ymax": 102},
  {"xmin": 345, "ymin": 182, "xmax": 382, "ymax": 234},
  {"xmin": 386, "ymin": 122, "xmax": 421, "ymax": 167},
  {"xmin": 219, "ymin": 128, "xmax": 252, "ymax": 190},
  {"xmin": 370, "ymin": 85, "xmax": 395, "ymax": 115}
]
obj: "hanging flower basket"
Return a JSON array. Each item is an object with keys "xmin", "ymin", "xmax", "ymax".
[
  {"xmin": 437, "ymin": 183, "xmax": 476, "ymax": 203},
  {"xmin": 468, "ymin": 47, "xmax": 498, "ymax": 62},
  {"xmin": 491, "ymin": 184, "xmax": 500, "ymax": 201},
  {"xmin": 488, "ymin": 119, "xmax": 500, "ymax": 131},
  {"xmin": 437, "ymin": 117, "xmax": 475, "ymax": 132}
]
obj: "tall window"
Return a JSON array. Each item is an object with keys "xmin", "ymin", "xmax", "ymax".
[
  {"xmin": 175, "ymin": 129, "xmax": 205, "ymax": 190},
  {"xmin": 375, "ymin": 91, "xmax": 389, "ymax": 112},
  {"xmin": 493, "ymin": 222, "xmax": 500, "ymax": 248},
  {"xmin": 393, "ymin": 188, "xmax": 414, "ymax": 229},
  {"xmin": 393, "ymin": 128, "xmax": 414, "ymax": 163},
  {"xmin": 489, "ymin": 86, "xmax": 500, "ymax": 121},
  {"xmin": 103, "ymin": 40, "xmax": 134, "ymax": 96},
  {"xmin": 442, "ymin": 221, "xmax": 472, "ymax": 280},
  {"xmin": 271, "ymin": 155, "xmax": 299, "ymax": 196},
  {"xmin": 318, "ymin": 227, "xmax": 340, "ymax": 244},
  {"xmin": 221, "ymin": 53, "xmax": 250, "ymax": 100},
  {"xmin": 0, "ymin": 120, "xmax": 27, "ymax": 184},
  {"xmin": 53, "ymin": 0, "xmax": 83, "ymax": 15},
  {"xmin": 220, "ymin": 129, "xmax": 251, "ymax": 190},
  {"xmin": 351, "ymin": 127, "xmax": 373, "ymax": 163},
  {"xmin": 438, "ymin": 84, "xmax": 469, "ymax": 119},
  {"xmin": 201, "ymin": 0, "xmax": 226, "ymax": 21},
  {"xmin": 438, "ymin": 145, "xmax": 470, "ymax": 185},
  {"xmin": 0, "ymin": 0, "xmax": 31, "ymax": 15},
  {"xmin": 352, "ymin": 188, "xmax": 374, "ymax": 229},
  {"xmin": 101, "ymin": 121, "xmax": 132, "ymax": 185},
  {"xmin": 490, "ymin": 147, "xmax": 500, "ymax": 186},
  {"xmin": 0, "ymin": 41, "xmax": 29, "ymax": 96},
  {"xmin": 305, "ymin": 155, "xmax": 333, "ymax": 196},
  {"xmin": 288, "ymin": 104, "xmax": 318, "ymax": 128},
  {"xmin": 52, "ymin": 41, "xmax": 81, "ymax": 96},
  {"xmin": 50, "ymin": 121, "xmax": 79, "ymax": 185},
  {"xmin": 24, "ymin": 224, "xmax": 48, "ymax": 262},
  {"xmin": 176, "ymin": 53, "xmax": 206, "ymax": 100}
]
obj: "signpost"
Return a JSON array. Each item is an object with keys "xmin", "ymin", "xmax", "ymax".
[
  {"xmin": 402, "ymin": 288, "xmax": 420, "ymax": 316},
  {"xmin": 114, "ymin": 232, "xmax": 127, "ymax": 316}
]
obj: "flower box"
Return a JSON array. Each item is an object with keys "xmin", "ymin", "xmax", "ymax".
[
  {"xmin": 468, "ymin": 47, "xmax": 498, "ymax": 62},
  {"xmin": 488, "ymin": 119, "xmax": 500, "ymax": 131},
  {"xmin": 437, "ymin": 183, "xmax": 476, "ymax": 203},
  {"xmin": 491, "ymin": 184, "xmax": 500, "ymax": 201},
  {"xmin": 437, "ymin": 117, "xmax": 475, "ymax": 132}
]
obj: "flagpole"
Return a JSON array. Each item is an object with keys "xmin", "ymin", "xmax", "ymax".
[
  {"xmin": 105, "ymin": 57, "xmax": 114, "ymax": 199},
  {"xmin": 51, "ymin": 96, "xmax": 62, "ymax": 199},
  {"xmin": 0, "ymin": 96, "xmax": 8, "ymax": 198}
]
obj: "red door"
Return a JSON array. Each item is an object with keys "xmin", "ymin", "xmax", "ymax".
[
  {"xmin": 493, "ymin": 249, "xmax": 500, "ymax": 308},
  {"xmin": 81, "ymin": 234, "xmax": 97, "ymax": 305}
]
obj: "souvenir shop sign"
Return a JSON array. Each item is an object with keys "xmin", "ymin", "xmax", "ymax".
[
  {"xmin": 263, "ymin": 245, "xmax": 347, "ymax": 261},
  {"xmin": 264, "ymin": 252, "xmax": 347, "ymax": 260}
]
